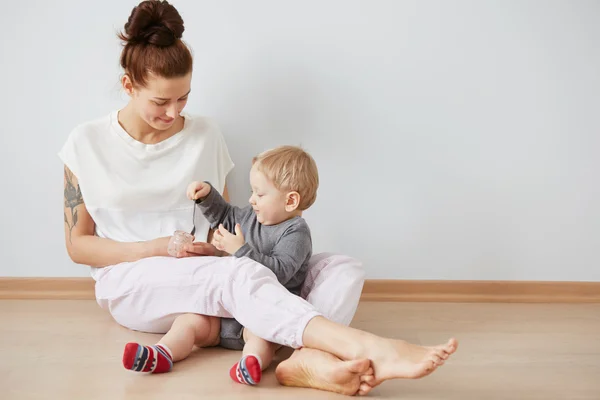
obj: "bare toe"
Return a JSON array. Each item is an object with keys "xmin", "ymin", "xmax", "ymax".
[
  {"xmin": 361, "ymin": 373, "xmax": 376, "ymax": 386},
  {"xmin": 349, "ymin": 359, "xmax": 371, "ymax": 374},
  {"xmin": 358, "ymin": 383, "xmax": 374, "ymax": 396},
  {"xmin": 433, "ymin": 348, "xmax": 448, "ymax": 361},
  {"xmin": 439, "ymin": 338, "xmax": 458, "ymax": 354},
  {"xmin": 430, "ymin": 347, "xmax": 448, "ymax": 359},
  {"xmin": 448, "ymin": 338, "xmax": 459, "ymax": 353}
]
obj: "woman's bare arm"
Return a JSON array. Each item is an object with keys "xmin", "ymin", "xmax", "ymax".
[{"xmin": 63, "ymin": 166, "xmax": 168, "ymax": 267}]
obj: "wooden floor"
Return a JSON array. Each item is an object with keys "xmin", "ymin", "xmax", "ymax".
[{"xmin": 2, "ymin": 301, "xmax": 599, "ymax": 399}]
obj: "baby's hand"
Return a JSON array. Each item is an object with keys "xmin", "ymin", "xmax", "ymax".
[
  {"xmin": 213, "ymin": 224, "xmax": 245, "ymax": 255},
  {"xmin": 187, "ymin": 181, "xmax": 211, "ymax": 201}
]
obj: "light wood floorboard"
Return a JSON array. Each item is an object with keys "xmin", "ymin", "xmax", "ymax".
[{"xmin": 2, "ymin": 300, "xmax": 599, "ymax": 399}]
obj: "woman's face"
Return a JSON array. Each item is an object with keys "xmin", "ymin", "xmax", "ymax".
[{"xmin": 124, "ymin": 72, "xmax": 192, "ymax": 130}]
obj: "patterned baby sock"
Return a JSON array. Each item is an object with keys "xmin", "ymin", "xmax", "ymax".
[
  {"xmin": 229, "ymin": 355, "xmax": 262, "ymax": 385},
  {"xmin": 122, "ymin": 343, "xmax": 173, "ymax": 373}
]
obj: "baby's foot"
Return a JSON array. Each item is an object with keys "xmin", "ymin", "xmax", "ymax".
[
  {"xmin": 230, "ymin": 355, "xmax": 262, "ymax": 385},
  {"xmin": 122, "ymin": 343, "xmax": 173, "ymax": 373}
]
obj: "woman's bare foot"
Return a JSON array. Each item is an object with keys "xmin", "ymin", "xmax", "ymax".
[
  {"xmin": 364, "ymin": 337, "xmax": 458, "ymax": 385},
  {"xmin": 275, "ymin": 348, "xmax": 375, "ymax": 396}
]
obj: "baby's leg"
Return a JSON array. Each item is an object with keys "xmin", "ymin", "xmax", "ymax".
[
  {"xmin": 243, "ymin": 328, "xmax": 281, "ymax": 370},
  {"xmin": 229, "ymin": 328, "xmax": 281, "ymax": 385},
  {"xmin": 159, "ymin": 313, "xmax": 221, "ymax": 360},
  {"xmin": 123, "ymin": 313, "xmax": 220, "ymax": 373}
]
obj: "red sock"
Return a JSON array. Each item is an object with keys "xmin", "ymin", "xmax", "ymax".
[
  {"xmin": 229, "ymin": 355, "xmax": 262, "ymax": 385},
  {"xmin": 122, "ymin": 343, "xmax": 173, "ymax": 373}
]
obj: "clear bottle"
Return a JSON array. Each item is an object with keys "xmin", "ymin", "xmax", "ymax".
[{"xmin": 167, "ymin": 230, "xmax": 193, "ymax": 257}]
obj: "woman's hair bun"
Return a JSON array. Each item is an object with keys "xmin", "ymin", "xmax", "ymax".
[{"xmin": 120, "ymin": 0, "xmax": 184, "ymax": 47}]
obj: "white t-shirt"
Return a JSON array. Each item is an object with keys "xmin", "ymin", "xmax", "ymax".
[{"xmin": 58, "ymin": 111, "xmax": 234, "ymax": 276}]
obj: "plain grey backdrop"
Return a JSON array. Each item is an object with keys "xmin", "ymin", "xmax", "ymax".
[{"xmin": 1, "ymin": 0, "xmax": 598, "ymax": 280}]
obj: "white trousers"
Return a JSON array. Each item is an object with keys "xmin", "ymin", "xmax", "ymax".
[{"xmin": 95, "ymin": 253, "xmax": 364, "ymax": 349}]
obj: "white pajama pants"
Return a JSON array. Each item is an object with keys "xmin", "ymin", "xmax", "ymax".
[{"xmin": 94, "ymin": 253, "xmax": 364, "ymax": 349}]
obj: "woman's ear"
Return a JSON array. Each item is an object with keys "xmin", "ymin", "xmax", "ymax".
[
  {"xmin": 285, "ymin": 191, "xmax": 300, "ymax": 212},
  {"xmin": 121, "ymin": 74, "xmax": 134, "ymax": 96}
]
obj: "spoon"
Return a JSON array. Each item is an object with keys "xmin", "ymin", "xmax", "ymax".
[{"xmin": 190, "ymin": 198, "xmax": 202, "ymax": 236}]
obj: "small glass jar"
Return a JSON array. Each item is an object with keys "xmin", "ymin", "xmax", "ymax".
[{"xmin": 167, "ymin": 230, "xmax": 194, "ymax": 257}]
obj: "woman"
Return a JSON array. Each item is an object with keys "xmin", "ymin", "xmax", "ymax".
[{"xmin": 60, "ymin": 0, "xmax": 457, "ymax": 395}]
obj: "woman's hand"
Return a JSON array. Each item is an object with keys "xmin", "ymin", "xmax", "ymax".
[
  {"xmin": 180, "ymin": 241, "xmax": 219, "ymax": 257},
  {"xmin": 145, "ymin": 236, "xmax": 219, "ymax": 258}
]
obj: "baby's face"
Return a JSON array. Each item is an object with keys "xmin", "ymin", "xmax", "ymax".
[{"xmin": 248, "ymin": 165, "xmax": 289, "ymax": 226}]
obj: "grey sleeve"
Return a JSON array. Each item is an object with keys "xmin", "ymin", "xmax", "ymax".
[
  {"xmin": 196, "ymin": 184, "xmax": 250, "ymax": 231},
  {"xmin": 234, "ymin": 225, "xmax": 311, "ymax": 286}
]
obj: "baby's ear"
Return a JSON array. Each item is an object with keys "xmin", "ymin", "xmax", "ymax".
[{"xmin": 285, "ymin": 191, "xmax": 300, "ymax": 212}]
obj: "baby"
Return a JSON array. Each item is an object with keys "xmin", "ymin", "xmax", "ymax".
[{"xmin": 122, "ymin": 145, "xmax": 319, "ymax": 386}]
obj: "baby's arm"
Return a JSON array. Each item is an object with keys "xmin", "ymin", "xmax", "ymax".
[
  {"xmin": 190, "ymin": 182, "xmax": 249, "ymax": 231},
  {"xmin": 235, "ymin": 225, "xmax": 311, "ymax": 286}
]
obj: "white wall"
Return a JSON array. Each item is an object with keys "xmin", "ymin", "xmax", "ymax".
[{"xmin": 1, "ymin": 0, "xmax": 599, "ymax": 280}]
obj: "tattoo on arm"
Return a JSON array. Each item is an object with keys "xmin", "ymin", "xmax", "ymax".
[{"xmin": 64, "ymin": 168, "xmax": 84, "ymax": 244}]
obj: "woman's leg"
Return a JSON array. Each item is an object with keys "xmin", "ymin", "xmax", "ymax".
[
  {"xmin": 278, "ymin": 253, "xmax": 375, "ymax": 395},
  {"xmin": 96, "ymin": 256, "xmax": 320, "ymax": 347},
  {"xmin": 217, "ymin": 255, "xmax": 457, "ymax": 389},
  {"xmin": 303, "ymin": 316, "xmax": 458, "ymax": 385},
  {"xmin": 276, "ymin": 349, "xmax": 374, "ymax": 396},
  {"xmin": 96, "ymin": 255, "xmax": 457, "ymax": 389}
]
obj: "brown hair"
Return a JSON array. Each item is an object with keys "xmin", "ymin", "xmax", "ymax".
[
  {"xmin": 118, "ymin": 0, "xmax": 193, "ymax": 87},
  {"xmin": 253, "ymin": 146, "xmax": 320, "ymax": 211}
]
